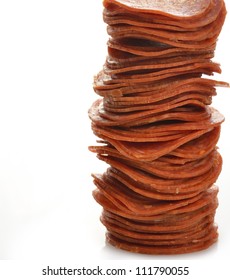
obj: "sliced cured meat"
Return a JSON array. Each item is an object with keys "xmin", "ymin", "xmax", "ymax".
[
  {"xmin": 107, "ymin": 38, "xmax": 217, "ymax": 57},
  {"xmin": 94, "ymin": 73, "xmax": 228, "ymax": 98},
  {"xmin": 90, "ymin": 145, "xmax": 220, "ymax": 179},
  {"xmin": 105, "ymin": 53, "xmax": 215, "ymax": 74},
  {"xmin": 93, "ymin": 154, "xmax": 221, "ymax": 195},
  {"xmin": 106, "ymin": 230, "xmax": 218, "ymax": 255},
  {"xmin": 103, "ymin": 0, "xmax": 212, "ymax": 17},
  {"xmin": 89, "ymin": 0, "xmax": 228, "ymax": 254},
  {"xmin": 89, "ymin": 99, "xmax": 212, "ymax": 127},
  {"xmin": 103, "ymin": 0, "xmax": 224, "ymax": 28}
]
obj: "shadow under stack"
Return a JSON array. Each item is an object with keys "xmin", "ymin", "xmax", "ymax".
[{"xmin": 89, "ymin": 0, "xmax": 229, "ymax": 254}]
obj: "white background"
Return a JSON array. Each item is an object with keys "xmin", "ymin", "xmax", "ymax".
[{"xmin": 0, "ymin": 0, "xmax": 229, "ymax": 276}]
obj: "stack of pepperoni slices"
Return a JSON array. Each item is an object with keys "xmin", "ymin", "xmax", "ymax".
[{"xmin": 89, "ymin": 0, "xmax": 228, "ymax": 254}]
